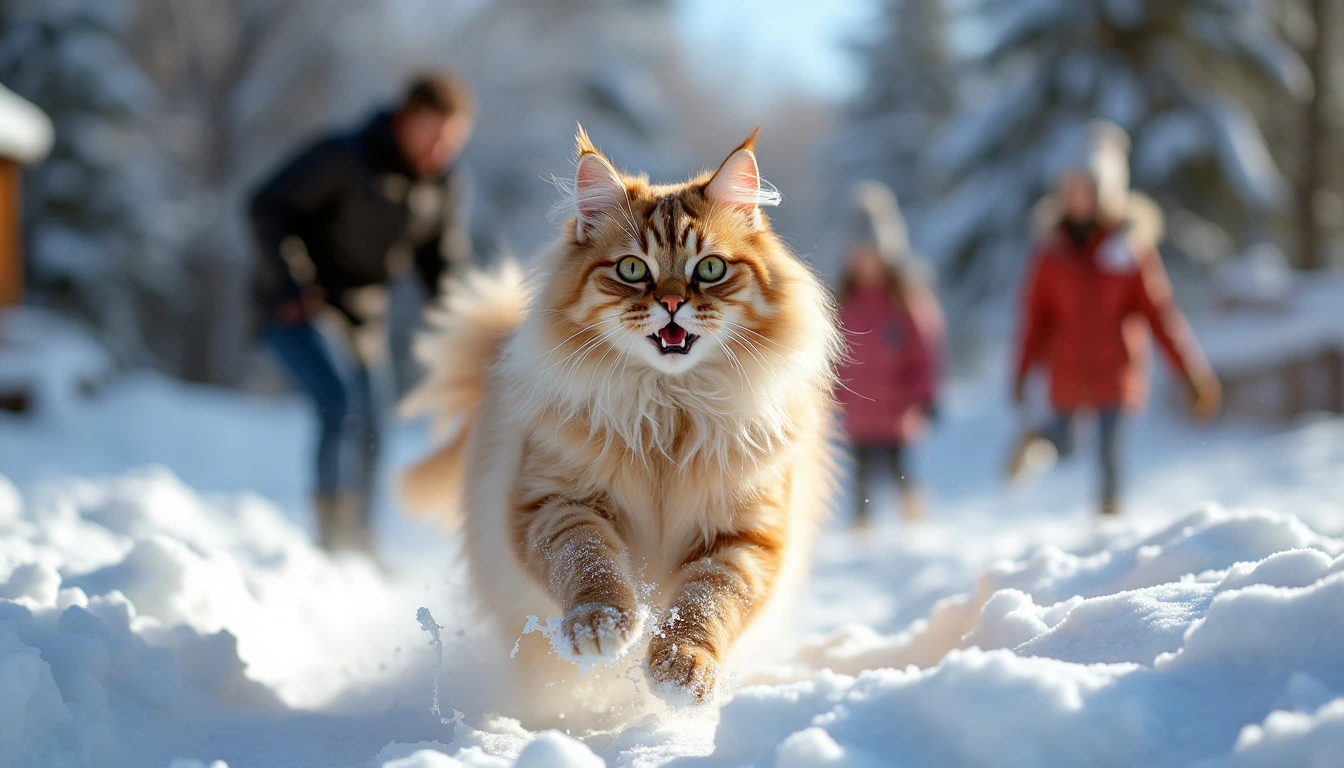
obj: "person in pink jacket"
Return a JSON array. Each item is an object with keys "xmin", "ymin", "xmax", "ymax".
[{"xmin": 836, "ymin": 182, "xmax": 945, "ymax": 525}]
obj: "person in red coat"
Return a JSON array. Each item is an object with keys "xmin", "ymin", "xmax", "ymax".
[
  {"xmin": 1009, "ymin": 122, "xmax": 1221, "ymax": 515},
  {"xmin": 836, "ymin": 182, "xmax": 944, "ymax": 525}
]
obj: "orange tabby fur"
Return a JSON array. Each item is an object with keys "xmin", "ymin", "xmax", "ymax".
[{"xmin": 401, "ymin": 127, "xmax": 841, "ymax": 723}]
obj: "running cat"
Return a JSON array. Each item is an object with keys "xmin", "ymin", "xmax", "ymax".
[{"xmin": 401, "ymin": 127, "xmax": 841, "ymax": 720}]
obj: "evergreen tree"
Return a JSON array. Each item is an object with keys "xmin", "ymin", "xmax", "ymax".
[
  {"xmin": 1285, "ymin": 0, "xmax": 1337, "ymax": 269},
  {"xmin": 833, "ymin": 0, "xmax": 957, "ymax": 221},
  {"xmin": 126, "ymin": 0, "xmax": 397, "ymax": 382},
  {"xmin": 926, "ymin": 0, "xmax": 1308, "ymax": 331},
  {"xmin": 451, "ymin": 0, "xmax": 686, "ymax": 254},
  {"xmin": 1244, "ymin": 0, "xmax": 1340, "ymax": 271},
  {"xmin": 0, "ymin": 0, "xmax": 183, "ymax": 365}
]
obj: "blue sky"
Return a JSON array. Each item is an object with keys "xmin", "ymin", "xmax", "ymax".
[{"xmin": 675, "ymin": 0, "xmax": 877, "ymax": 107}]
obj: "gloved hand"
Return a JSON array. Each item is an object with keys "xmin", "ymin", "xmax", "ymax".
[
  {"xmin": 897, "ymin": 408, "xmax": 930, "ymax": 438},
  {"xmin": 351, "ymin": 321, "xmax": 389, "ymax": 368},
  {"xmin": 1188, "ymin": 371, "xmax": 1222, "ymax": 421},
  {"xmin": 924, "ymin": 401, "xmax": 940, "ymax": 424}
]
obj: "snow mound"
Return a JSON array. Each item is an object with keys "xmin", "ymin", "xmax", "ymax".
[
  {"xmin": 710, "ymin": 506, "xmax": 1344, "ymax": 767},
  {"xmin": 1212, "ymin": 697, "xmax": 1344, "ymax": 768},
  {"xmin": 798, "ymin": 505, "xmax": 1341, "ymax": 673},
  {"xmin": 4, "ymin": 466, "xmax": 1343, "ymax": 766},
  {"xmin": 0, "ymin": 469, "xmax": 439, "ymax": 767},
  {"xmin": 0, "ymin": 307, "xmax": 112, "ymax": 417}
]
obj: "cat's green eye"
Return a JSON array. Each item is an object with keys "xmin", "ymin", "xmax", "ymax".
[
  {"xmin": 695, "ymin": 255, "xmax": 727, "ymax": 283},
  {"xmin": 616, "ymin": 256, "xmax": 649, "ymax": 283}
]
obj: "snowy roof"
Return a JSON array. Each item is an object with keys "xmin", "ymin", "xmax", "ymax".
[
  {"xmin": 0, "ymin": 83, "xmax": 53, "ymax": 164},
  {"xmin": 1197, "ymin": 271, "xmax": 1344, "ymax": 375}
]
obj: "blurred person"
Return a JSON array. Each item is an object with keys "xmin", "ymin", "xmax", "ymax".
[
  {"xmin": 835, "ymin": 181, "xmax": 944, "ymax": 526},
  {"xmin": 248, "ymin": 72, "xmax": 475, "ymax": 552},
  {"xmin": 1008, "ymin": 121, "xmax": 1221, "ymax": 516}
]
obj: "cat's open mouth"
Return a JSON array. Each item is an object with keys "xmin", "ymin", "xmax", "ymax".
[{"xmin": 650, "ymin": 322, "xmax": 698, "ymax": 355}]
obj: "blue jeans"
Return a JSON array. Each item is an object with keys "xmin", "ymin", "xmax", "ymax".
[
  {"xmin": 262, "ymin": 321, "xmax": 385, "ymax": 524},
  {"xmin": 1042, "ymin": 409, "xmax": 1123, "ymax": 504}
]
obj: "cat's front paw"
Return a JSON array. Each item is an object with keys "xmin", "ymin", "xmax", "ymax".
[
  {"xmin": 558, "ymin": 602, "xmax": 642, "ymax": 664},
  {"xmin": 645, "ymin": 639, "xmax": 721, "ymax": 706}
]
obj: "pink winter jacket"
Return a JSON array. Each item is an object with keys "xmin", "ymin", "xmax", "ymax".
[{"xmin": 836, "ymin": 286, "xmax": 944, "ymax": 445}]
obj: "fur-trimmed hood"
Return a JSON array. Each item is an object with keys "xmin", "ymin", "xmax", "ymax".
[
  {"xmin": 1031, "ymin": 191, "xmax": 1165, "ymax": 254},
  {"xmin": 848, "ymin": 180, "xmax": 910, "ymax": 267}
]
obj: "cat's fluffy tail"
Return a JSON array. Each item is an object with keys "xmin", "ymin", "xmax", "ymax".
[{"xmin": 399, "ymin": 261, "xmax": 529, "ymax": 523}]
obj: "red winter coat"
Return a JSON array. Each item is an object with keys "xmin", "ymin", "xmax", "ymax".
[
  {"xmin": 837, "ymin": 286, "xmax": 943, "ymax": 444},
  {"xmin": 1015, "ymin": 211, "xmax": 1207, "ymax": 412}
]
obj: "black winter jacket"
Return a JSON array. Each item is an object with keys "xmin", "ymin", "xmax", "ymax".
[{"xmin": 248, "ymin": 109, "xmax": 471, "ymax": 326}]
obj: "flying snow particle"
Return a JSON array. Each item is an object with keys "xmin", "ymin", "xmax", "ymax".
[{"xmin": 416, "ymin": 607, "xmax": 453, "ymax": 725}]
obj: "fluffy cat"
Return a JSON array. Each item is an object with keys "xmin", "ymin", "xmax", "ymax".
[{"xmin": 400, "ymin": 127, "xmax": 841, "ymax": 722}]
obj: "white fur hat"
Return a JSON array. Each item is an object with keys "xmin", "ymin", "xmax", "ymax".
[
  {"xmin": 1056, "ymin": 120, "xmax": 1132, "ymax": 222},
  {"xmin": 848, "ymin": 180, "xmax": 910, "ymax": 268}
]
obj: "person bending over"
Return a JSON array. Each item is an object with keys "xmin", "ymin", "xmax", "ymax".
[{"xmin": 249, "ymin": 72, "xmax": 475, "ymax": 551}]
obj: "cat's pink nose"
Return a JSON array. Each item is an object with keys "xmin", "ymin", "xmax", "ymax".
[{"xmin": 659, "ymin": 295, "xmax": 684, "ymax": 314}]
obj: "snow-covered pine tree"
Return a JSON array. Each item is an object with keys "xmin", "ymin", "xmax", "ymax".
[
  {"xmin": 1224, "ymin": 0, "xmax": 1340, "ymax": 271},
  {"xmin": 832, "ymin": 0, "xmax": 957, "ymax": 225},
  {"xmin": 450, "ymin": 0, "xmax": 686, "ymax": 254},
  {"xmin": 926, "ymin": 0, "xmax": 1309, "ymax": 335},
  {"xmin": 127, "ymin": 0, "xmax": 410, "ymax": 383},
  {"xmin": 1292, "ymin": 0, "xmax": 1332, "ymax": 269},
  {"xmin": 0, "ymin": 0, "xmax": 184, "ymax": 365},
  {"xmin": 1273, "ymin": 0, "xmax": 1340, "ymax": 270}
]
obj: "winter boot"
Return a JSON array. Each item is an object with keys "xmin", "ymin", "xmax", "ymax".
[
  {"xmin": 851, "ymin": 491, "xmax": 874, "ymax": 530},
  {"xmin": 314, "ymin": 493, "xmax": 376, "ymax": 554},
  {"xmin": 1006, "ymin": 431, "xmax": 1058, "ymax": 483},
  {"xmin": 900, "ymin": 487, "xmax": 926, "ymax": 522},
  {"xmin": 314, "ymin": 493, "xmax": 340, "ymax": 550}
]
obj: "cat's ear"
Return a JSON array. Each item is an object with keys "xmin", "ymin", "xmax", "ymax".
[
  {"xmin": 705, "ymin": 126, "xmax": 778, "ymax": 230},
  {"xmin": 573, "ymin": 124, "xmax": 626, "ymax": 243}
]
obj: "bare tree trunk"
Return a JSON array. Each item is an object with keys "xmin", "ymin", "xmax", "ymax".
[{"xmin": 1299, "ymin": 0, "xmax": 1330, "ymax": 270}]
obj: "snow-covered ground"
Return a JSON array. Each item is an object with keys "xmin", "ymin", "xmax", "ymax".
[{"xmin": 2, "ymin": 368, "xmax": 1343, "ymax": 767}]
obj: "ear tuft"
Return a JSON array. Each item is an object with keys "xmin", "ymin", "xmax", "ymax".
[
  {"xmin": 736, "ymin": 124, "xmax": 761, "ymax": 153},
  {"xmin": 705, "ymin": 127, "xmax": 778, "ymax": 230},
  {"xmin": 570, "ymin": 131, "xmax": 626, "ymax": 243},
  {"xmin": 575, "ymin": 122, "xmax": 599, "ymax": 158}
]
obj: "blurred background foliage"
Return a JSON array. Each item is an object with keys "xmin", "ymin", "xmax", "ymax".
[{"xmin": 0, "ymin": 0, "xmax": 1337, "ymax": 382}]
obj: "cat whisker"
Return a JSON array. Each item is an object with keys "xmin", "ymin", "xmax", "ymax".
[
  {"xmin": 721, "ymin": 322, "xmax": 827, "ymax": 378},
  {"xmin": 592, "ymin": 335, "xmax": 634, "ymax": 452},
  {"xmin": 523, "ymin": 324, "xmax": 621, "ymax": 406},
  {"xmin": 719, "ymin": 327, "xmax": 781, "ymax": 378},
  {"xmin": 613, "ymin": 205, "xmax": 642, "ymax": 245},
  {"xmin": 554, "ymin": 325, "xmax": 624, "ymax": 397},
  {"xmin": 593, "ymin": 204, "xmax": 640, "ymax": 246},
  {"xmin": 522, "ymin": 316, "xmax": 621, "ymax": 367},
  {"xmin": 722, "ymin": 320, "xmax": 859, "ymax": 399},
  {"xmin": 586, "ymin": 325, "xmax": 627, "ymax": 393},
  {"xmin": 534, "ymin": 318, "xmax": 622, "ymax": 374},
  {"xmin": 717, "ymin": 337, "xmax": 750, "ymax": 387},
  {"xmin": 720, "ymin": 321, "xmax": 795, "ymax": 352},
  {"xmin": 555, "ymin": 334, "xmax": 614, "ymax": 391}
]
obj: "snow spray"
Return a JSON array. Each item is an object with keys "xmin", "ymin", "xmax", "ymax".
[{"xmin": 416, "ymin": 607, "xmax": 461, "ymax": 727}]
